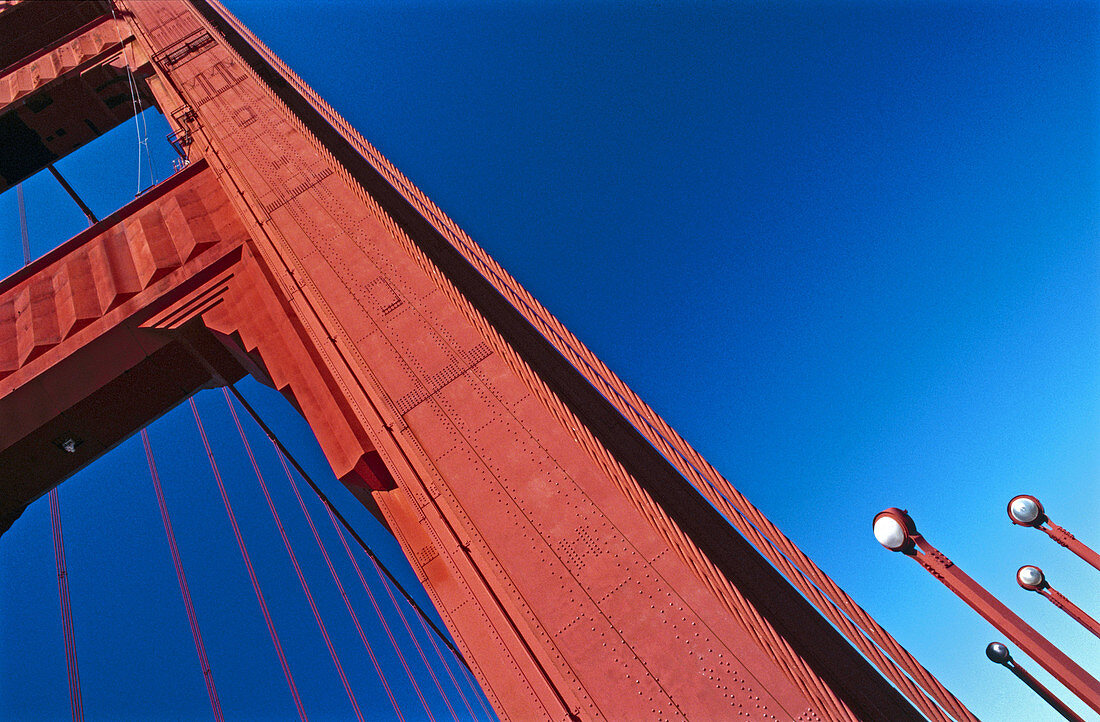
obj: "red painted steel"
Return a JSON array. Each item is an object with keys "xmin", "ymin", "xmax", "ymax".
[
  {"xmin": 0, "ymin": 9, "xmax": 156, "ymax": 193},
  {"xmin": 1006, "ymin": 664, "xmax": 1086, "ymax": 722},
  {"xmin": 190, "ymin": 4, "xmax": 977, "ymax": 719},
  {"xmin": 0, "ymin": 1, "xmax": 110, "ymax": 73},
  {"xmin": 120, "ymin": 6, "xmax": 838, "ymax": 714},
  {"xmin": 1041, "ymin": 588, "xmax": 1100, "ymax": 641},
  {"xmin": 0, "ymin": 1, "xmax": 979, "ymax": 719},
  {"xmin": 1042, "ymin": 523, "xmax": 1100, "ymax": 573},
  {"xmin": 0, "ymin": 161, "xmax": 250, "ymax": 532}
]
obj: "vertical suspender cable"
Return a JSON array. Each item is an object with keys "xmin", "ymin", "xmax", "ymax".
[
  {"xmin": 322, "ymin": 504, "xmax": 436, "ymax": 722},
  {"xmin": 21, "ymin": 181, "xmax": 84, "ymax": 721},
  {"xmin": 451, "ymin": 640, "xmax": 497, "ymax": 721},
  {"xmin": 110, "ymin": 3, "xmax": 155, "ymax": 193},
  {"xmin": 368, "ymin": 552, "xmax": 459, "ymax": 721},
  {"xmin": 220, "ymin": 384, "xmax": 495, "ymax": 718},
  {"xmin": 48, "ymin": 490, "xmax": 83, "ymax": 722},
  {"xmin": 414, "ymin": 608, "xmax": 483, "ymax": 721},
  {"xmin": 271, "ymin": 439, "xmax": 458, "ymax": 721},
  {"xmin": 16, "ymin": 184, "xmax": 30, "ymax": 264},
  {"xmin": 222, "ymin": 383, "xmax": 469, "ymax": 670},
  {"xmin": 140, "ymin": 429, "xmax": 223, "ymax": 721},
  {"xmin": 221, "ymin": 389, "xmax": 365, "ymax": 722},
  {"xmin": 190, "ymin": 398, "xmax": 308, "ymax": 721},
  {"xmin": 271, "ymin": 445, "xmax": 407, "ymax": 722}
]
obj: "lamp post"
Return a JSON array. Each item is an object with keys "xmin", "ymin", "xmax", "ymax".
[
  {"xmin": 985, "ymin": 642, "xmax": 1085, "ymax": 722},
  {"xmin": 1016, "ymin": 565, "xmax": 1100, "ymax": 640},
  {"xmin": 873, "ymin": 508, "xmax": 1100, "ymax": 714},
  {"xmin": 1008, "ymin": 495, "xmax": 1100, "ymax": 573}
]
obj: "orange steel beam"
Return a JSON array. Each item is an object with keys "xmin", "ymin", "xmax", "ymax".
[
  {"xmin": 0, "ymin": 1, "xmax": 968, "ymax": 719},
  {"xmin": 0, "ymin": 1, "xmax": 112, "ymax": 73},
  {"xmin": 0, "ymin": 7, "xmax": 156, "ymax": 192},
  {"xmin": 0, "ymin": 161, "xmax": 248, "ymax": 528}
]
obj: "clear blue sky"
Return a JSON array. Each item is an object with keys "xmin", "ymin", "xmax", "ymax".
[{"xmin": 2, "ymin": 1, "xmax": 1098, "ymax": 720}]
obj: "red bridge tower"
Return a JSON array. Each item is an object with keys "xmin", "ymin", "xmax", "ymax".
[{"xmin": 0, "ymin": 2, "xmax": 972, "ymax": 719}]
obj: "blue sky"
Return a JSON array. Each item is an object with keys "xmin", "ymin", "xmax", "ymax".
[{"xmin": 2, "ymin": 1, "xmax": 1098, "ymax": 720}]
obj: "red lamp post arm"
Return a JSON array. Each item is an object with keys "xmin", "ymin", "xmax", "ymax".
[
  {"xmin": 1004, "ymin": 659, "xmax": 1086, "ymax": 722},
  {"xmin": 1042, "ymin": 587, "xmax": 1100, "ymax": 641},
  {"xmin": 1043, "ymin": 522, "xmax": 1100, "ymax": 573},
  {"xmin": 908, "ymin": 535, "xmax": 1100, "ymax": 714}
]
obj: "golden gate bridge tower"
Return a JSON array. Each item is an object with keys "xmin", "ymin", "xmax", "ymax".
[{"xmin": 0, "ymin": 1, "xmax": 978, "ymax": 719}]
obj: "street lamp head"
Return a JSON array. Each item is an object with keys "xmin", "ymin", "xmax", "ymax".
[
  {"xmin": 873, "ymin": 508, "xmax": 917, "ymax": 552},
  {"xmin": 985, "ymin": 642, "xmax": 1011, "ymax": 665},
  {"xmin": 1016, "ymin": 565, "xmax": 1046, "ymax": 591},
  {"xmin": 1008, "ymin": 495, "xmax": 1045, "ymax": 527}
]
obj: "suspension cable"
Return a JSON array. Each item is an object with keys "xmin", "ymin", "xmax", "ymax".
[
  {"xmin": 20, "ymin": 180, "xmax": 83, "ymax": 721},
  {"xmin": 224, "ymin": 383, "xmax": 495, "ymax": 719},
  {"xmin": 222, "ymin": 383, "xmax": 470, "ymax": 672},
  {"xmin": 454, "ymin": 644, "xmax": 496, "ymax": 721},
  {"xmin": 109, "ymin": 2, "xmax": 155, "ymax": 192},
  {"xmin": 271, "ymin": 443, "xmax": 406, "ymax": 722},
  {"xmin": 140, "ymin": 429, "xmax": 223, "ymax": 721},
  {"xmin": 48, "ymin": 489, "xmax": 83, "ymax": 722},
  {"xmin": 414, "ymin": 604, "xmax": 483, "ymax": 721},
  {"xmin": 16, "ymin": 184, "xmax": 30, "ymax": 264},
  {"xmin": 189, "ymin": 398, "xmax": 308, "ymax": 721},
  {"xmin": 368, "ymin": 551, "xmax": 458, "ymax": 721},
  {"xmin": 222, "ymin": 389, "xmax": 365, "ymax": 722},
  {"xmin": 324, "ymin": 504, "xmax": 436, "ymax": 722},
  {"xmin": 46, "ymin": 166, "xmax": 98, "ymax": 225}
]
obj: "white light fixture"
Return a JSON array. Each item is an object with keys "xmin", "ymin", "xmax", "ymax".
[
  {"xmin": 873, "ymin": 514, "xmax": 908, "ymax": 550},
  {"xmin": 1009, "ymin": 495, "xmax": 1041, "ymax": 525},
  {"xmin": 1017, "ymin": 565, "xmax": 1045, "ymax": 590}
]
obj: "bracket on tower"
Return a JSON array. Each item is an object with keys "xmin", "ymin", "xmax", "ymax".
[{"xmin": 151, "ymin": 28, "xmax": 214, "ymax": 69}]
